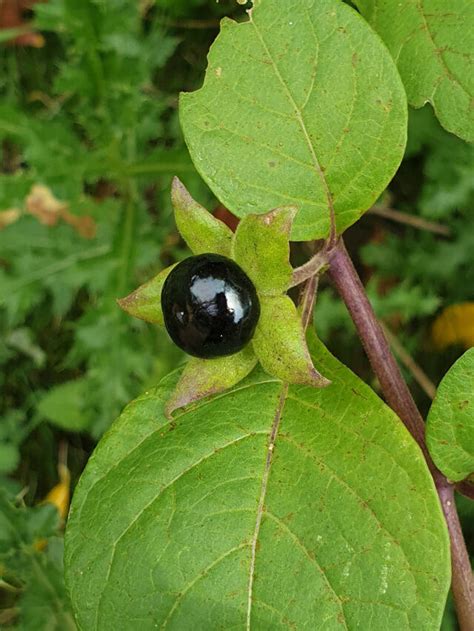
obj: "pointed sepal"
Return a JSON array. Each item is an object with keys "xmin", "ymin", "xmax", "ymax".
[
  {"xmin": 172, "ymin": 177, "xmax": 233, "ymax": 257},
  {"xmin": 165, "ymin": 345, "xmax": 258, "ymax": 417},
  {"xmin": 252, "ymin": 295, "xmax": 329, "ymax": 387},
  {"xmin": 232, "ymin": 206, "xmax": 297, "ymax": 295},
  {"xmin": 117, "ymin": 264, "xmax": 177, "ymax": 325}
]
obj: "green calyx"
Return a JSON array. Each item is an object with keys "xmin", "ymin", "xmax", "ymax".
[{"xmin": 119, "ymin": 178, "xmax": 329, "ymax": 416}]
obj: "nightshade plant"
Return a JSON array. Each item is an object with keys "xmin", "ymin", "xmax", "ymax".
[
  {"xmin": 119, "ymin": 178, "xmax": 328, "ymax": 417},
  {"xmin": 64, "ymin": 1, "xmax": 474, "ymax": 630}
]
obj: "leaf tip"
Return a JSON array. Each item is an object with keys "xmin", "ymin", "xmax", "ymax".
[
  {"xmin": 116, "ymin": 293, "xmax": 135, "ymax": 315},
  {"xmin": 309, "ymin": 370, "xmax": 331, "ymax": 389},
  {"xmin": 116, "ymin": 283, "xmax": 164, "ymax": 325},
  {"xmin": 164, "ymin": 388, "xmax": 195, "ymax": 419},
  {"xmin": 171, "ymin": 176, "xmax": 191, "ymax": 209},
  {"xmin": 263, "ymin": 205, "xmax": 298, "ymax": 232},
  {"xmin": 164, "ymin": 399, "xmax": 178, "ymax": 420}
]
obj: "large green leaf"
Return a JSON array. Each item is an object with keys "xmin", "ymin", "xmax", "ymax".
[
  {"xmin": 426, "ymin": 348, "xmax": 474, "ymax": 482},
  {"xmin": 65, "ymin": 333, "xmax": 449, "ymax": 630},
  {"xmin": 355, "ymin": 0, "xmax": 474, "ymax": 142},
  {"xmin": 180, "ymin": 0, "xmax": 407, "ymax": 241}
]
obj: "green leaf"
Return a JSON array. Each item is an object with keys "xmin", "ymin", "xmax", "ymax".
[
  {"xmin": 17, "ymin": 545, "xmax": 77, "ymax": 631},
  {"xmin": 253, "ymin": 295, "xmax": 328, "ymax": 386},
  {"xmin": 426, "ymin": 348, "xmax": 474, "ymax": 481},
  {"xmin": 117, "ymin": 264, "xmax": 177, "ymax": 326},
  {"xmin": 232, "ymin": 207, "xmax": 296, "ymax": 295},
  {"xmin": 0, "ymin": 443, "xmax": 20, "ymax": 475},
  {"xmin": 0, "ymin": 492, "xmax": 59, "ymax": 562},
  {"xmin": 165, "ymin": 346, "xmax": 259, "ymax": 417},
  {"xmin": 171, "ymin": 177, "xmax": 233, "ymax": 257},
  {"xmin": 180, "ymin": 0, "xmax": 407, "ymax": 241},
  {"xmin": 0, "ymin": 493, "xmax": 75, "ymax": 630},
  {"xmin": 37, "ymin": 380, "xmax": 90, "ymax": 432},
  {"xmin": 65, "ymin": 333, "xmax": 450, "ymax": 630},
  {"xmin": 354, "ymin": 0, "xmax": 474, "ymax": 142}
]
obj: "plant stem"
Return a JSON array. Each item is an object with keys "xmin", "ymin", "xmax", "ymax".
[
  {"xmin": 327, "ymin": 239, "xmax": 427, "ymax": 454},
  {"xmin": 381, "ymin": 322, "xmax": 437, "ymax": 400},
  {"xmin": 370, "ymin": 205, "xmax": 451, "ymax": 236},
  {"xmin": 299, "ymin": 274, "xmax": 319, "ymax": 331},
  {"xmin": 290, "ymin": 250, "xmax": 328, "ymax": 288},
  {"xmin": 327, "ymin": 237, "xmax": 474, "ymax": 631},
  {"xmin": 437, "ymin": 481, "xmax": 474, "ymax": 631},
  {"xmin": 457, "ymin": 480, "xmax": 474, "ymax": 500}
]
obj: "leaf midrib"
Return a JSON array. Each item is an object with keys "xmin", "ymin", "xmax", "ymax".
[
  {"xmin": 246, "ymin": 383, "xmax": 288, "ymax": 630},
  {"xmin": 249, "ymin": 10, "xmax": 336, "ymax": 225}
]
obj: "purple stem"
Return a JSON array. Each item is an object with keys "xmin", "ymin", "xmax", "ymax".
[
  {"xmin": 437, "ymin": 481, "xmax": 474, "ymax": 630},
  {"xmin": 327, "ymin": 238, "xmax": 474, "ymax": 631}
]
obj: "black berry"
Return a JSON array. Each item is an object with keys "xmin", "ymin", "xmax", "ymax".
[{"xmin": 161, "ymin": 253, "xmax": 260, "ymax": 358}]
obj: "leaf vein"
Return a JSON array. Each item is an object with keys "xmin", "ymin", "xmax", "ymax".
[
  {"xmin": 265, "ymin": 511, "xmax": 349, "ymax": 629},
  {"xmin": 246, "ymin": 384, "xmax": 288, "ymax": 630},
  {"xmin": 250, "ymin": 12, "xmax": 336, "ymax": 229},
  {"xmin": 95, "ymin": 432, "xmax": 267, "ymax": 629}
]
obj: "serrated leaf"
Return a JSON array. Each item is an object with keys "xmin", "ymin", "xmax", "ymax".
[
  {"xmin": 232, "ymin": 207, "xmax": 295, "ymax": 295},
  {"xmin": 253, "ymin": 294, "xmax": 328, "ymax": 386},
  {"xmin": 180, "ymin": 0, "xmax": 407, "ymax": 241},
  {"xmin": 426, "ymin": 348, "xmax": 474, "ymax": 481},
  {"xmin": 0, "ymin": 492, "xmax": 60, "ymax": 556},
  {"xmin": 165, "ymin": 345, "xmax": 259, "ymax": 417},
  {"xmin": 65, "ymin": 333, "xmax": 449, "ymax": 630},
  {"xmin": 37, "ymin": 380, "xmax": 90, "ymax": 432},
  {"xmin": 117, "ymin": 264, "xmax": 177, "ymax": 325},
  {"xmin": 354, "ymin": 0, "xmax": 474, "ymax": 142},
  {"xmin": 17, "ymin": 549, "xmax": 77, "ymax": 631},
  {"xmin": 171, "ymin": 177, "xmax": 233, "ymax": 257}
]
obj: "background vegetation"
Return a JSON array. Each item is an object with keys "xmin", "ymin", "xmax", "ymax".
[{"xmin": 0, "ymin": 0, "xmax": 472, "ymax": 627}]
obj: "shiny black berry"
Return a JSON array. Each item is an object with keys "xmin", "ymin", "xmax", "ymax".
[{"xmin": 161, "ymin": 253, "xmax": 260, "ymax": 358}]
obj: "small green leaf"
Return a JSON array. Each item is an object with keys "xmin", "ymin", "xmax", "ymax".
[
  {"xmin": 232, "ymin": 207, "xmax": 296, "ymax": 295},
  {"xmin": 180, "ymin": 0, "xmax": 407, "ymax": 240},
  {"xmin": 0, "ymin": 493, "xmax": 74, "ymax": 630},
  {"xmin": 171, "ymin": 177, "xmax": 233, "ymax": 257},
  {"xmin": 354, "ymin": 0, "xmax": 474, "ymax": 142},
  {"xmin": 426, "ymin": 348, "xmax": 474, "ymax": 481},
  {"xmin": 37, "ymin": 379, "xmax": 90, "ymax": 432},
  {"xmin": 0, "ymin": 443, "xmax": 19, "ymax": 475},
  {"xmin": 65, "ymin": 334, "xmax": 450, "ymax": 630},
  {"xmin": 253, "ymin": 295, "xmax": 329, "ymax": 386},
  {"xmin": 117, "ymin": 264, "xmax": 177, "ymax": 325},
  {"xmin": 165, "ymin": 346, "xmax": 259, "ymax": 417}
]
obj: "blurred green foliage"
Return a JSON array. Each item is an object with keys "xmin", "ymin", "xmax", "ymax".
[{"xmin": 0, "ymin": 0, "xmax": 472, "ymax": 628}]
